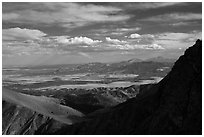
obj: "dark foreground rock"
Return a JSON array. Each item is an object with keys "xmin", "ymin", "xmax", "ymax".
[{"xmin": 41, "ymin": 40, "xmax": 201, "ymax": 135}]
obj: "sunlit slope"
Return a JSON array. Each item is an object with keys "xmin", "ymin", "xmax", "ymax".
[{"xmin": 2, "ymin": 88, "xmax": 85, "ymax": 125}]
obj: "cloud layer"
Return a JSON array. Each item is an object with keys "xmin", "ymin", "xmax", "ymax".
[
  {"xmin": 3, "ymin": 3, "xmax": 130, "ymax": 29},
  {"xmin": 140, "ymin": 13, "xmax": 202, "ymax": 22},
  {"xmin": 2, "ymin": 2, "xmax": 201, "ymax": 66},
  {"xmin": 3, "ymin": 26, "xmax": 202, "ymax": 57}
]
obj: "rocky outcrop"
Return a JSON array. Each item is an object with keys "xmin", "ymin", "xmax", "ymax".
[
  {"xmin": 2, "ymin": 101, "xmax": 66, "ymax": 135},
  {"xmin": 43, "ymin": 40, "xmax": 201, "ymax": 135}
]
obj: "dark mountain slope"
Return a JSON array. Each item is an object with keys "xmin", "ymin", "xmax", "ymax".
[{"xmin": 44, "ymin": 40, "xmax": 202, "ymax": 135}]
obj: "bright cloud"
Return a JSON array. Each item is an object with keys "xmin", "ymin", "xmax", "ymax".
[
  {"xmin": 129, "ymin": 33, "xmax": 141, "ymax": 38},
  {"xmin": 106, "ymin": 37, "xmax": 127, "ymax": 44},
  {"xmin": 141, "ymin": 44, "xmax": 164, "ymax": 50},
  {"xmin": 3, "ymin": 27, "xmax": 46, "ymax": 41},
  {"xmin": 107, "ymin": 43, "xmax": 164, "ymax": 50},
  {"xmin": 67, "ymin": 36, "xmax": 102, "ymax": 45},
  {"xmin": 116, "ymin": 27, "xmax": 141, "ymax": 32}
]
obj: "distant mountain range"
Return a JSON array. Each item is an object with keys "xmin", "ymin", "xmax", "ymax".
[
  {"xmin": 3, "ymin": 56, "xmax": 176, "ymax": 70},
  {"xmin": 145, "ymin": 56, "xmax": 177, "ymax": 62},
  {"xmin": 126, "ymin": 56, "xmax": 176, "ymax": 63},
  {"xmin": 3, "ymin": 58, "xmax": 174, "ymax": 80}
]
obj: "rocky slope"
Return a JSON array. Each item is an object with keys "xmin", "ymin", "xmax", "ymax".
[
  {"xmin": 2, "ymin": 100, "xmax": 67, "ymax": 135},
  {"xmin": 38, "ymin": 39, "xmax": 201, "ymax": 135}
]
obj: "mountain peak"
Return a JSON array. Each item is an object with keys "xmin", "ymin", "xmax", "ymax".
[
  {"xmin": 146, "ymin": 56, "xmax": 176, "ymax": 63},
  {"xmin": 196, "ymin": 39, "xmax": 202, "ymax": 43},
  {"xmin": 127, "ymin": 58, "xmax": 143, "ymax": 63},
  {"xmin": 174, "ymin": 39, "xmax": 202, "ymax": 74}
]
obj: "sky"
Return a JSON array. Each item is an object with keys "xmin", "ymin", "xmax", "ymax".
[{"xmin": 2, "ymin": 2, "xmax": 202, "ymax": 67}]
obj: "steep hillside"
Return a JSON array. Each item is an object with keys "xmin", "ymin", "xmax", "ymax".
[
  {"xmin": 2, "ymin": 101, "xmax": 66, "ymax": 135},
  {"xmin": 3, "ymin": 88, "xmax": 85, "ymax": 125},
  {"xmin": 42, "ymin": 39, "xmax": 201, "ymax": 135},
  {"xmin": 2, "ymin": 88, "xmax": 85, "ymax": 134}
]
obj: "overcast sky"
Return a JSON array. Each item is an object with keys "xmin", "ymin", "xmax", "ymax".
[{"xmin": 2, "ymin": 2, "xmax": 202, "ymax": 67}]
